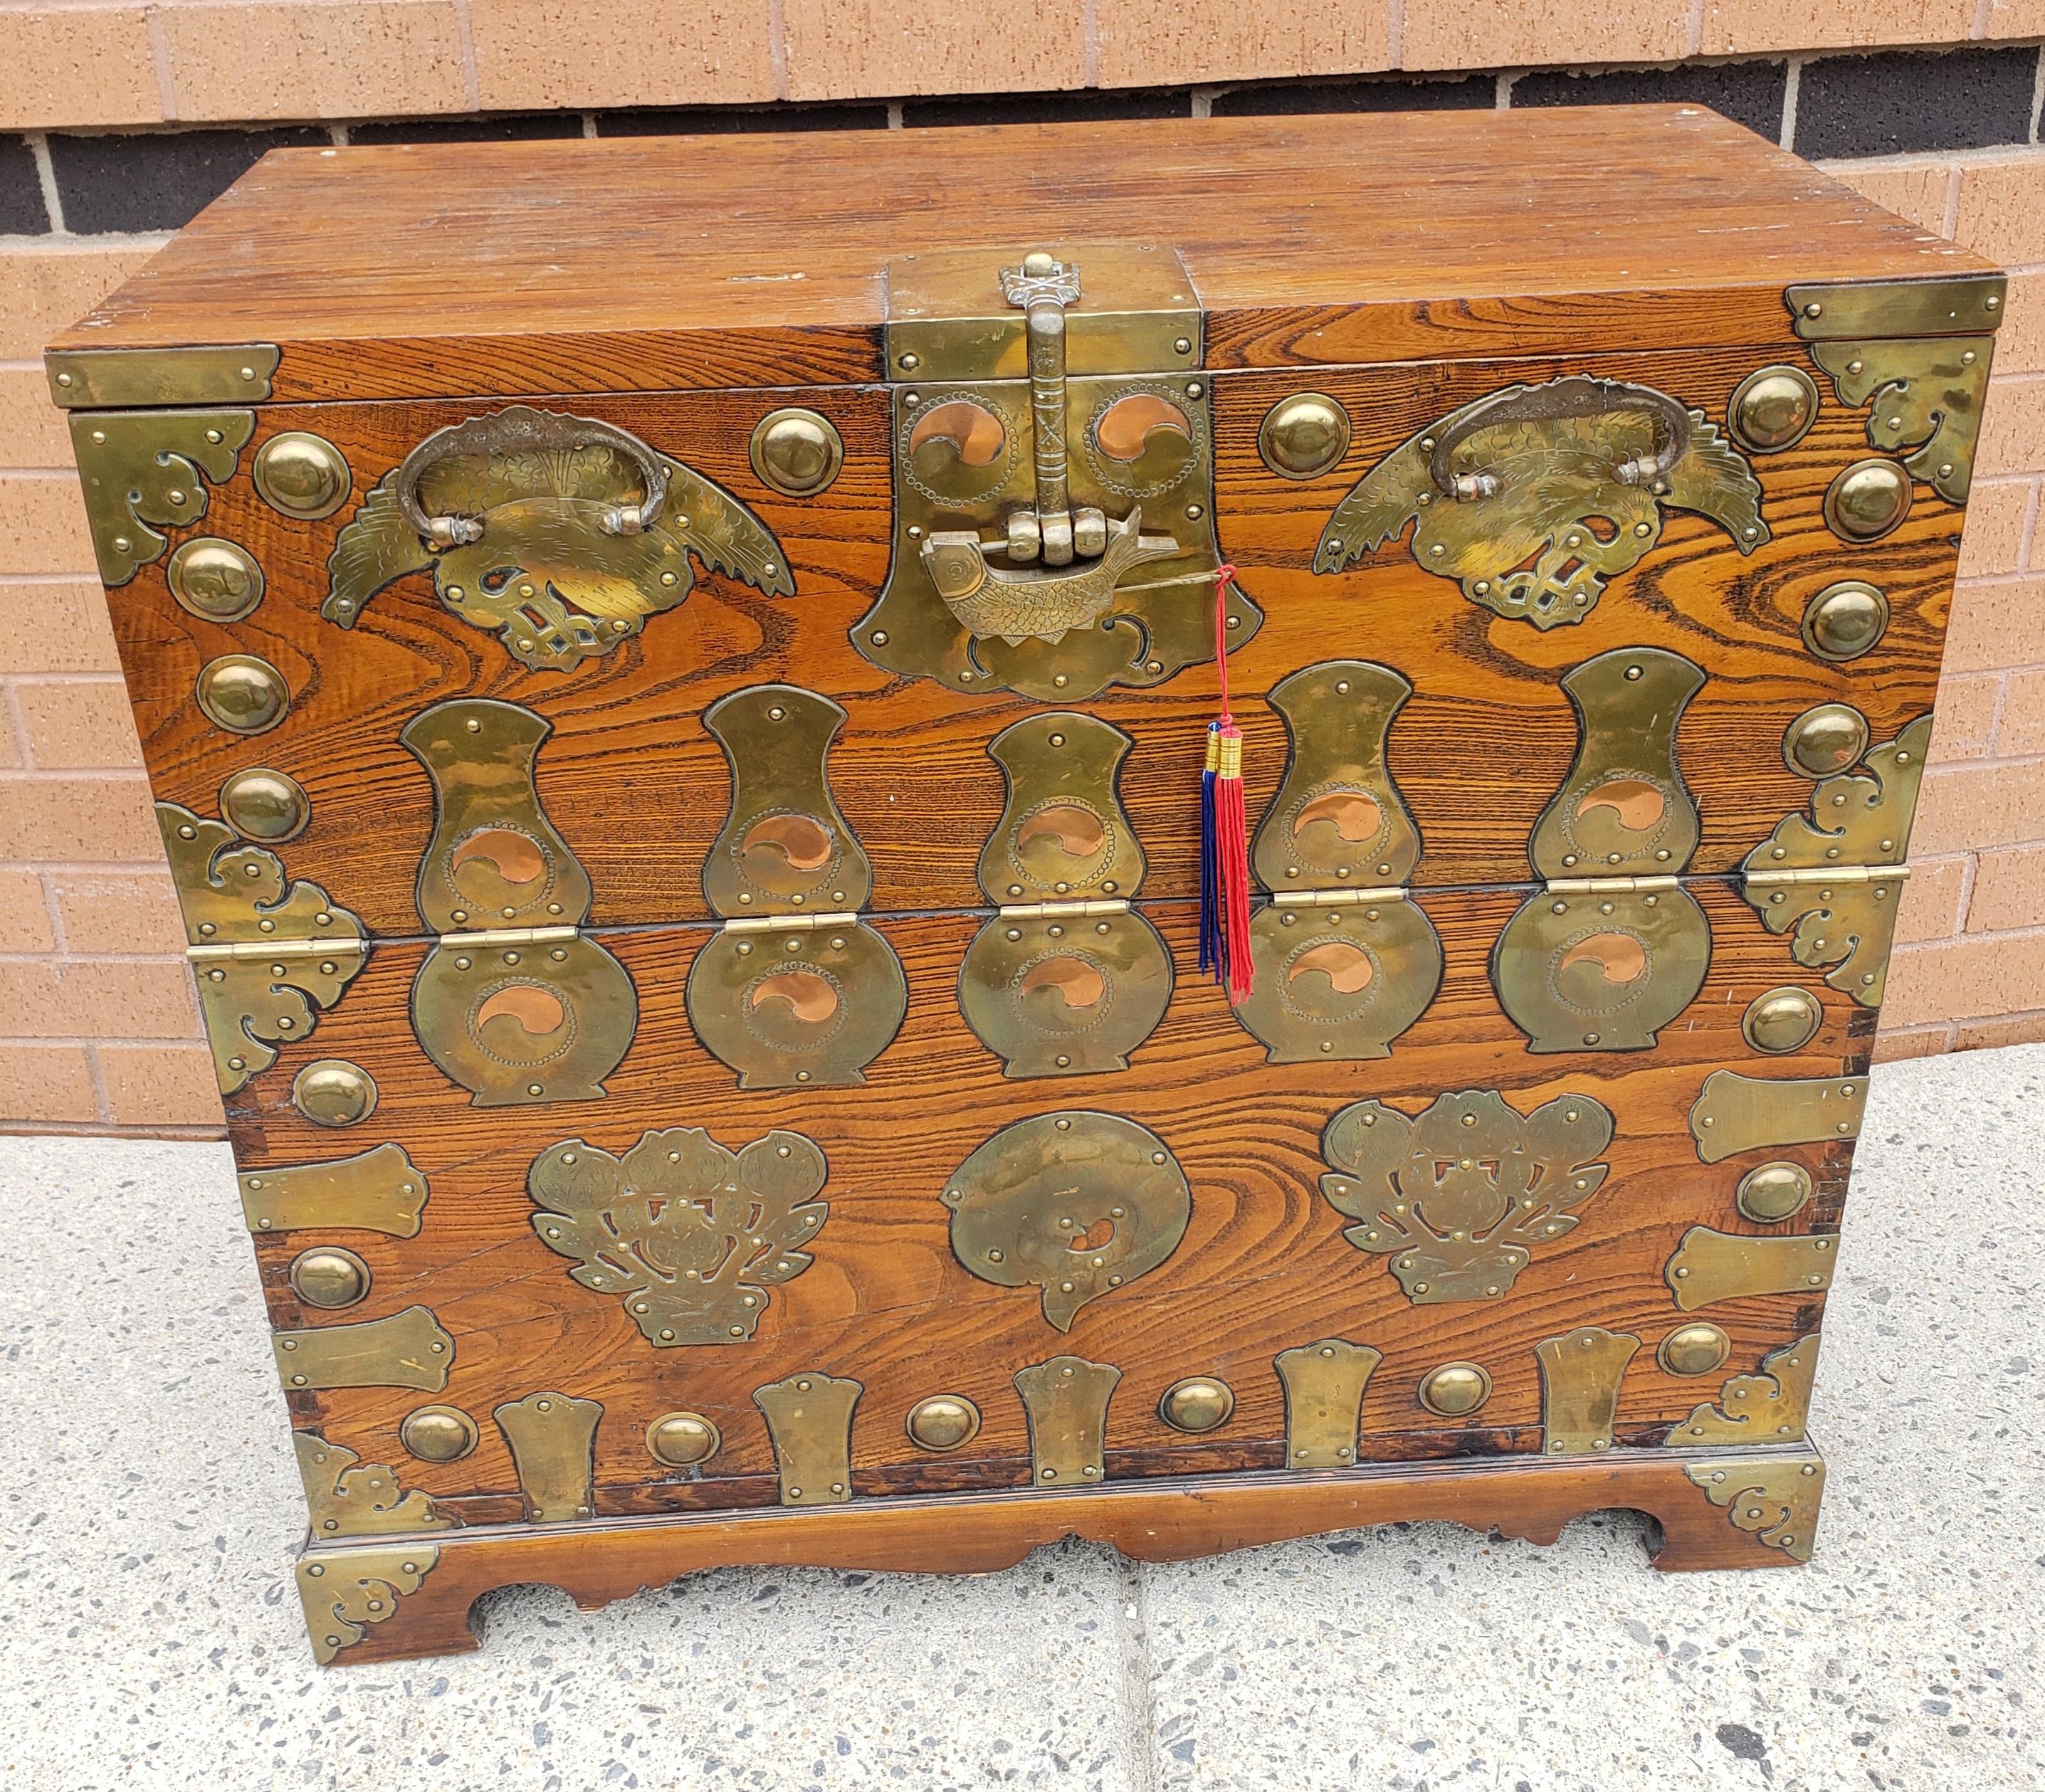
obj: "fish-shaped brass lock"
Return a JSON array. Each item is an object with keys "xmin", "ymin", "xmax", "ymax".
[
  {"xmin": 685, "ymin": 686, "xmax": 907, "ymax": 1087},
  {"xmin": 854, "ymin": 246, "xmax": 1260, "ymax": 700},
  {"xmin": 1230, "ymin": 662, "xmax": 1442, "ymax": 1062},
  {"xmin": 404, "ymin": 699, "xmax": 637, "ymax": 1104},
  {"xmin": 1493, "ymin": 648, "xmax": 1711, "ymax": 1051},
  {"xmin": 958, "ymin": 715, "xmax": 1172, "ymax": 1078}
]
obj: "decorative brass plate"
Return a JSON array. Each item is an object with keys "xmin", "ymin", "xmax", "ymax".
[
  {"xmin": 1683, "ymin": 1451, "xmax": 1824, "ymax": 1563},
  {"xmin": 1668, "ymin": 1332, "xmax": 1819, "ymax": 1444},
  {"xmin": 527, "ymin": 1127, "xmax": 827, "ymax": 1345},
  {"xmin": 297, "ymin": 1546, "xmax": 438, "ymax": 1665},
  {"xmin": 160, "ymin": 803, "xmax": 367, "ymax": 1095},
  {"xmin": 219, "ymin": 767, "xmax": 309, "ymax": 843},
  {"xmin": 1666, "ymin": 1228, "xmax": 1836, "ymax": 1309},
  {"xmin": 1234, "ymin": 897, "xmax": 1443, "ymax": 1063},
  {"xmin": 46, "ymin": 343, "xmax": 280, "ymax": 408},
  {"xmin": 295, "ymin": 1433, "xmax": 447, "ymax": 1539},
  {"xmin": 977, "ymin": 714, "xmax": 1146, "ymax": 904},
  {"xmin": 494, "ymin": 1391, "xmax": 602, "ymax": 1522},
  {"xmin": 1253, "ymin": 661, "xmax": 1421, "ymax": 892},
  {"xmin": 685, "ymin": 922, "xmax": 908, "ymax": 1089},
  {"xmin": 701, "ymin": 686, "xmax": 873, "ymax": 916},
  {"xmin": 239, "ymin": 1142, "xmax": 428, "ymax": 1238},
  {"xmin": 943, "ymin": 1112, "xmax": 1190, "ymax": 1331},
  {"xmin": 755, "ymin": 1372, "xmax": 862, "ymax": 1506},
  {"xmin": 750, "ymin": 407, "xmax": 844, "ymax": 498},
  {"xmin": 1786, "ymin": 274, "xmax": 2004, "ymax": 339},
  {"xmin": 291, "ymin": 1058, "xmax": 377, "ymax": 1127},
  {"xmin": 254, "ymin": 431, "xmax": 352, "ymax": 520},
  {"xmin": 1536, "ymin": 1326, "xmax": 1640, "ymax": 1455},
  {"xmin": 68, "ymin": 409, "xmax": 256, "ymax": 586},
  {"xmin": 273, "ymin": 1305, "xmax": 453, "ymax": 1392},
  {"xmin": 1275, "ymin": 1339, "xmax": 1382, "ymax": 1468},
  {"xmin": 168, "ymin": 537, "xmax": 264, "ymax": 622},
  {"xmin": 1314, "ymin": 374, "xmax": 1766, "ymax": 628},
  {"xmin": 1809, "ymin": 337, "xmax": 1994, "ymax": 505},
  {"xmin": 1014, "ymin": 1355, "xmax": 1121, "ymax": 1484},
  {"xmin": 1742, "ymin": 714, "xmax": 1927, "ymax": 1007},
  {"xmin": 1690, "ymin": 1070, "xmax": 1865, "ymax": 1161},
  {"xmin": 1495, "ymin": 882, "xmax": 1710, "ymax": 1053},
  {"xmin": 960, "ymin": 907, "xmax": 1173, "ymax": 1078},
  {"xmin": 1321, "ymin": 1087, "xmax": 1613, "ymax": 1302},
  {"xmin": 325, "ymin": 405, "xmax": 794, "ymax": 673}
]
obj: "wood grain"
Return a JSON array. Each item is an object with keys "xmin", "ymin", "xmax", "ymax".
[
  {"xmin": 49, "ymin": 110, "xmax": 1987, "ymax": 397},
  {"xmin": 235, "ymin": 886, "xmax": 1857, "ymax": 1522},
  {"xmin": 107, "ymin": 344, "xmax": 1956, "ymax": 934}
]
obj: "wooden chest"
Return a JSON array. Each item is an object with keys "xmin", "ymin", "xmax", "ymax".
[{"xmin": 51, "ymin": 107, "xmax": 2002, "ymax": 1665}]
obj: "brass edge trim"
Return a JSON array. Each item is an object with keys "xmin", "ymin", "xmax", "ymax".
[
  {"xmin": 1785, "ymin": 275, "xmax": 2005, "ymax": 340},
  {"xmin": 47, "ymin": 344, "xmax": 281, "ymax": 409}
]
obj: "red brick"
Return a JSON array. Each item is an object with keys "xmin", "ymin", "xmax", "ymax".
[
  {"xmin": 1912, "ymin": 759, "xmax": 2045, "ymax": 856},
  {"xmin": 96, "ymin": 1043, "xmax": 225, "ymax": 1129},
  {"xmin": 1977, "ymin": 375, "xmax": 2045, "ymax": 480},
  {"xmin": 1941, "ymin": 576, "xmax": 2045, "ymax": 675},
  {"xmin": 48, "ymin": 870, "xmax": 186, "ymax": 954},
  {"xmin": 11, "ymin": 678, "xmax": 144, "ymax": 770},
  {"xmin": 783, "ymin": 0, "xmax": 1081, "ymax": 98},
  {"xmin": 1953, "ymin": 153, "xmax": 2045, "ymax": 270},
  {"xmin": 164, "ymin": 1, "xmax": 467, "ymax": 122},
  {"xmin": 0, "ymin": 241, "xmax": 167, "ymax": 361},
  {"xmin": 1885, "ymin": 930, "xmax": 2045, "ymax": 1027},
  {"xmin": 1967, "ymin": 842, "xmax": 2045, "ymax": 934},
  {"xmin": 0, "ymin": 773, "xmax": 161, "ymax": 861},
  {"xmin": 1999, "ymin": 668, "xmax": 2045, "ymax": 757},
  {"xmin": 1953, "ymin": 1008, "xmax": 2045, "ymax": 1050},
  {"xmin": 0, "ymin": 473, "xmax": 94, "ymax": 577},
  {"xmin": 1404, "ymin": 0, "xmax": 1683, "ymax": 67},
  {"xmin": 0, "ymin": 368, "xmax": 78, "ymax": 469},
  {"xmin": 0, "ymin": 869, "xmax": 56, "ymax": 954},
  {"xmin": 1926, "ymin": 671, "xmax": 2002, "ymax": 763},
  {"xmin": 1999, "ymin": 272, "xmax": 2045, "ymax": 379},
  {"xmin": 1871, "ymin": 1024, "xmax": 1950, "ymax": 1063},
  {"xmin": 1095, "ymin": 0, "xmax": 1392, "ymax": 86},
  {"xmin": 0, "ymin": 956, "xmax": 198, "ymax": 1039},
  {"xmin": 1, "ymin": 6, "xmax": 159, "ymax": 132},
  {"xmin": 0, "ymin": 580, "xmax": 122, "ymax": 675},
  {"xmin": 1893, "ymin": 853, "xmax": 1969, "ymax": 945},
  {"xmin": 0, "ymin": 1042, "xmax": 101, "ymax": 1125},
  {"xmin": 1701, "ymin": 0, "xmax": 1974, "ymax": 56},
  {"xmin": 1823, "ymin": 159, "xmax": 1953, "ymax": 235},
  {"xmin": 1957, "ymin": 481, "xmax": 2033, "ymax": 578}
]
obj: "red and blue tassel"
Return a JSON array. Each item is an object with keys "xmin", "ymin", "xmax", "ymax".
[{"xmin": 1198, "ymin": 564, "xmax": 1254, "ymax": 1003}]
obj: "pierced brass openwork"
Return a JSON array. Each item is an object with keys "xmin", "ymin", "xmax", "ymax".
[
  {"xmin": 1668, "ymin": 1332, "xmax": 1819, "ymax": 1445},
  {"xmin": 527, "ymin": 1127, "xmax": 828, "ymax": 1345},
  {"xmin": 294, "ymin": 1433, "xmax": 448, "ymax": 1539},
  {"xmin": 1495, "ymin": 648, "xmax": 1711, "ymax": 1052},
  {"xmin": 1683, "ymin": 1452, "xmax": 1825, "ymax": 1564},
  {"xmin": 688, "ymin": 686, "xmax": 906, "ymax": 1089},
  {"xmin": 755, "ymin": 1371, "xmax": 862, "ymax": 1506},
  {"xmin": 68, "ymin": 409, "xmax": 256, "ymax": 586},
  {"xmin": 1314, "ymin": 375, "xmax": 1767, "ymax": 627},
  {"xmin": 159, "ymin": 802, "xmax": 367, "ymax": 1095},
  {"xmin": 325, "ymin": 406, "xmax": 793, "ymax": 672},
  {"xmin": 494, "ymin": 1391, "xmax": 602, "ymax": 1522},
  {"xmin": 1014, "ymin": 1354, "xmax": 1121, "ymax": 1484},
  {"xmin": 404, "ymin": 698, "xmax": 637, "ymax": 1106},
  {"xmin": 297, "ymin": 1546, "xmax": 438, "ymax": 1666},
  {"xmin": 1536, "ymin": 1326, "xmax": 1640, "ymax": 1455},
  {"xmin": 1666, "ymin": 1228, "xmax": 1836, "ymax": 1309},
  {"xmin": 240, "ymin": 1143, "xmax": 429, "ymax": 1238},
  {"xmin": 1276, "ymin": 1339, "xmax": 1382, "ymax": 1468},
  {"xmin": 1742, "ymin": 714, "xmax": 1928, "ymax": 1007},
  {"xmin": 856, "ymin": 246, "xmax": 1258, "ymax": 700},
  {"xmin": 1320, "ymin": 1088, "xmax": 1614, "ymax": 1303},
  {"xmin": 944, "ymin": 1111, "xmax": 1190, "ymax": 1331},
  {"xmin": 960, "ymin": 715, "xmax": 1171, "ymax": 1078}
]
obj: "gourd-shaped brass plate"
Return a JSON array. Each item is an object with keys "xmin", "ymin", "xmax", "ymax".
[
  {"xmin": 960, "ymin": 715, "xmax": 1170, "ymax": 1078},
  {"xmin": 1495, "ymin": 648, "xmax": 1711, "ymax": 1052},
  {"xmin": 1233, "ymin": 660, "xmax": 1441, "ymax": 1063},
  {"xmin": 687, "ymin": 685, "xmax": 905, "ymax": 1088},
  {"xmin": 403, "ymin": 699, "xmax": 636, "ymax": 1105},
  {"xmin": 942, "ymin": 1112, "xmax": 1190, "ymax": 1331}
]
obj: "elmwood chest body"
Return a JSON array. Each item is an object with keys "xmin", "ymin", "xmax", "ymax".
[{"xmin": 51, "ymin": 108, "xmax": 2002, "ymax": 1665}]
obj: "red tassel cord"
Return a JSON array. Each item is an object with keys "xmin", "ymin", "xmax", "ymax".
[{"xmin": 1198, "ymin": 564, "xmax": 1256, "ymax": 1003}]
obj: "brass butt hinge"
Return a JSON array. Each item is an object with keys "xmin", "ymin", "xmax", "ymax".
[
  {"xmin": 1544, "ymin": 874, "xmax": 1681, "ymax": 896},
  {"xmin": 189, "ymin": 938, "xmax": 369, "ymax": 964},
  {"xmin": 1741, "ymin": 865, "xmax": 1911, "ymax": 890},
  {"xmin": 997, "ymin": 897, "xmax": 1132, "ymax": 920},
  {"xmin": 1272, "ymin": 886, "xmax": 1408, "ymax": 908},
  {"xmin": 720, "ymin": 911, "xmax": 862, "ymax": 934},
  {"xmin": 437, "ymin": 923, "xmax": 582, "ymax": 948}
]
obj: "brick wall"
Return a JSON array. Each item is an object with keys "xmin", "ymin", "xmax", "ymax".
[{"xmin": 1, "ymin": 9, "xmax": 2041, "ymax": 1135}]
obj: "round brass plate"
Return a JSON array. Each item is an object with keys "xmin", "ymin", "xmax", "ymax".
[
  {"xmin": 167, "ymin": 537, "xmax": 264, "ymax": 622},
  {"xmin": 1743, "ymin": 985, "xmax": 1823, "ymax": 1054},
  {"xmin": 288, "ymin": 1245, "xmax": 370, "ymax": 1309},
  {"xmin": 291, "ymin": 1058, "xmax": 378, "ymax": 1127},
  {"xmin": 647, "ymin": 1411, "xmax": 723, "ymax": 1468},
  {"xmin": 750, "ymin": 406, "xmax": 845, "ymax": 498},
  {"xmin": 1157, "ymin": 1376, "xmax": 1236, "ymax": 1434},
  {"xmin": 1782, "ymin": 702, "xmax": 1870, "ymax": 778},
  {"xmin": 195, "ymin": 653, "xmax": 288, "ymax": 734},
  {"xmin": 905, "ymin": 1394, "xmax": 983, "ymax": 1453},
  {"xmin": 253, "ymin": 431, "xmax": 351, "ymax": 520},
  {"xmin": 401, "ymin": 1405, "xmax": 479, "ymax": 1463},
  {"xmin": 1823, "ymin": 458, "xmax": 1911, "ymax": 542},
  {"xmin": 219, "ymin": 766, "xmax": 310, "ymax": 842},
  {"xmin": 1801, "ymin": 580, "xmax": 1889, "ymax": 663},
  {"xmin": 1419, "ymin": 1361, "xmax": 1492, "ymax": 1418},
  {"xmin": 1258, "ymin": 392, "xmax": 1352, "ymax": 480},
  {"xmin": 1658, "ymin": 1322, "xmax": 1733, "ymax": 1379},
  {"xmin": 1728, "ymin": 365, "xmax": 1819, "ymax": 453},
  {"xmin": 1737, "ymin": 1159, "xmax": 1814, "ymax": 1223}
]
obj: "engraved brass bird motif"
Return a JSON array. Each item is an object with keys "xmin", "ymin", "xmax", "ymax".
[
  {"xmin": 919, "ymin": 507, "xmax": 1182, "ymax": 645},
  {"xmin": 324, "ymin": 406, "xmax": 794, "ymax": 672}
]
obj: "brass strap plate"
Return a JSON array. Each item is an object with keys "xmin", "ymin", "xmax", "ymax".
[
  {"xmin": 1689, "ymin": 1070, "xmax": 1865, "ymax": 1162},
  {"xmin": 240, "ymin": 1142, "xmax": 429, "ymax": 1238},
  {"xmin": 1535, "ymin": 1326, "xmax": 1641, "ymax": 1455},
  {"xmin": 1785, "ymin": 275, "xmax": 2005, "ymax": 339},
  {"xmin": 273, "ymin": 1306, "xmax": 454, "ymax": 1391},
  {"xmin": 754, "ymin": 1372, "xmax": 863, "ymax": 1506},
  {"xmin": 1275, "ymin": 1339, "xmax": 1382, "ymax": 1468},
  {"xmin": 494, "ymin": 1391, "xmax": 603, "ymax": 1522},
  {"xmin": 1014, "ymin": 1356, "xmax": 1121, "ymax": 1485},
  {"xmin": 296, "ymin": 1545, "xmax": 439, "ymax": 1665},
  {"xmin": 47, "ymin": 344, "xmax": 280, "ymax": 408},
  {"xmin": 1665, "ymin": 1228, "xmax": 1836, "ymax": 1309},
  {"xmin": 1668, "ymin": 1332, "xmax": 1820, "ymax": 1445}
]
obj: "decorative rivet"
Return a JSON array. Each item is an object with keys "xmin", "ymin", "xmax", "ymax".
[
  {"xmin": 1157, "ymin": 1376, "xmax": 1235, "ymax": 1434},
  {"xmin": 290, "ymin": 1058, "xmax": 377, "ymax": 1127},
  {"xmin": 1782, "ymin": 702, "xmax": 1870, "ymax": 778},
  {"xmin": 288, "ymin": 1245, "xmax": 370, "ymax": 1309},
  {"xmin": 1802, "ymin": 580, "xmax": 1890, "ymax": 662},
  {"xmin": 219, "ymin": 766, "xmax": 310, "ymax": 843},
  {"xmin": 195, "ymin": 654, "xmax": 288, "ymax": 734},
  {"xmin": 905, "ymin": 1394, "xmax": 982, "ymax": 1453},
  {"xmin": 647, "ymin": 1411, "xmax": 722, "ymax": 1467},
  {"xmin": 1729, "ymin": 364, "xmax": 1820, "ymax": 453},
  {"xmin": 1419, "ymin": 1361, "xmax": 1491, "ymax": 1418},
  {"xmin": 1743, "ymin": 985, "xmax": 1823, "ymax": 1055},
  {"xmin": 1658, "ymin": 1323, "xmax": 1733, "ymax": 1378},
  {"xmin": 1737, "ymin": 1159, "xmax": 1815, "ymax": 1223},
  {"xmin": 1823, "ymin": 459, "xmax": 1910, "ymax": 544},
  {"xmin": 253, "ymin": 431, "xmax": 351, "ymax": 520},
  {"xmin": 167, "ymin": 537, "xmax": 265, "ymax": 622},
  {"xmin": 1258, "ymin": 392, "xmax": 1352, "ymax": 480},
  {"xmin": 750, "ymin": 406, "xmax": 845, "ymax": 499},
  {"xmin": 400, "ymin": 1405, "xmax": 478, "ymax": 1462}
]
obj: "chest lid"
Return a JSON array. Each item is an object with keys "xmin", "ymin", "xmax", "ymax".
[{"xmin": 46, "ymin": 107, "xmax": 1995, "ymax": 409}]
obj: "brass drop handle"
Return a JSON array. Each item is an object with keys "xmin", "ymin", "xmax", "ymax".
[
  {"xmin": 1427, "ymin": 375, "xmax": 1691, "ymax": 501},
  {"xmin": 394, "ymin": 409, "xmax": 671, "ymax": 547}
]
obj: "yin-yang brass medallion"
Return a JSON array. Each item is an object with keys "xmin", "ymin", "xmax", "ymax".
[
  {"xmin": 1321, "ymin": 1088, "xmax": 1614, "ymax": 1302},
  {"xmin": 1315, "ymin": 374, "xmax": 1766, "ymax": 628},
  {"xmin": 403, "ymin": 698, "xmax": 636, "ymax": 1105},
  {"xmin": 325, "ymin": 406, "xmax": 793, "ymax": 673},
  {"xmin": 977, "ymin": 713, "xmax": 1147, "ymax": 904},
  {"xmin": 1495, "ymin": 882, "xmax": 1710, "ymax": 1052},
  {"xmin": 1236, "ymin": 897, "xmax": 1443, "ymax": 1063},
  {"xmin": 527, "ymin": 1127, "xmax": 827, "ymax": 1345},
  {"xmin": 944, "ymin": 1112, "xmax": 1191, "ymax": 1331}
]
